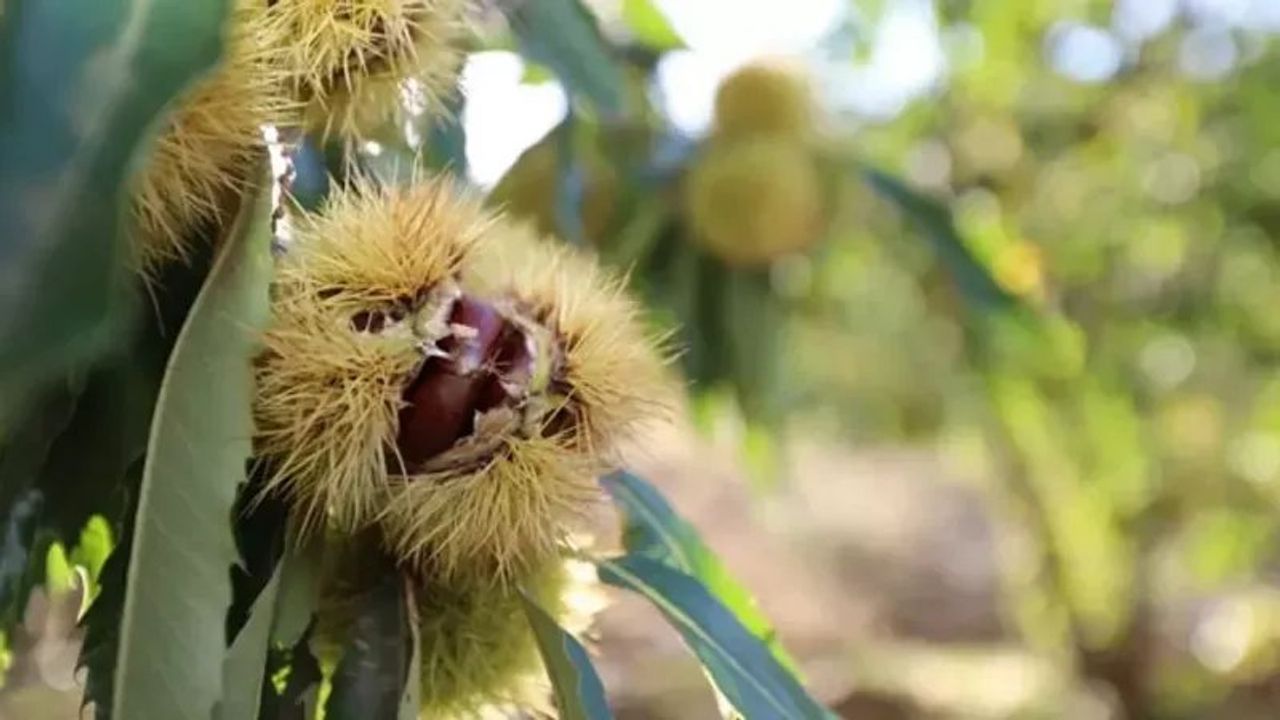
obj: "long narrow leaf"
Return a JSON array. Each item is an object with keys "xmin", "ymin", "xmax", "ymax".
[
  {"xmin": 602, "ymin": 472, "xmax": 799, "ymax": 671},
  {"xmin": 268, "ymin": 534, "xmax": 322, "ymax": 650},
  {"xmin": 111, "ymin": 168, "xmax": 274, "ymax": 720},
  {"xmin": 23, "ymin": 233, "xmax": 219, "ymax": 582},
  {"xmin": 597, "ymin": 555, "xmax": 827, "ymax": 720},
  {"xmin": 508, "ymin": 0, "xmax": 628, "ymax": 118},
  {"xmin": 521, "ymin": 592, "xmax": 613, "ymax": 720},
  {"xmin": 723, "ymin": 269, "xmax": 785, "ymax": 430},
  {"xmin": 861, "ymin": 166, "xmax": 1017, "ymax": 313},
  {"xmin": 78, "ymin": 460, "xmax": 143, "ymax": 719},
  {"xmin": 218, "ymin": 519, "xmax": 323, "ymax": 720},
  {"xmin": 216, "ymin": 560, "xmax": 284, "ymax": 720}
]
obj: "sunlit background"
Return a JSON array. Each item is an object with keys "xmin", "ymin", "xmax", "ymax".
[
  {"xmin": 456, "ymin": 1, "xmax": 1280, "ymax": 717},
  {"xmin": 9, "ymin": 0, "xmax": 1280, "ymax": 717},
  {"xmin": 463, "ymin": 0, "xmax": 1280, "ymax": 185}
]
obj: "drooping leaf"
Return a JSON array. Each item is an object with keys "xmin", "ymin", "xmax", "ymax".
[
  {"xmin": 110, "ymin": 167, "xmax": 275, "ymax": 720},
  {"xmin": 860, "ymin": 166, "xmax": 1017, "ymax": 314},
  {"xmin": 35, "ymin": 360, "xmax": 167, "ymax": 535},
  {"xmin": 601, "ymin": 472, "xmax": 800, "ymax": 672},
  {"xmin": 217, "ymin": 559, "xmax": 285, "ymax": 720},
  {"xmin": 0, "ymin": 229, "xmax": 216, "ymax": 644},
  {"xmin": 421, "ymin": 93, "xmax": 468, "ymax": 178},
  {"xmin": 36, "ymin": 329, "xmax": 183, "ymax": 541},
  {"xmin": 508, "ymin": 0, "xmax": 628, "ymax": 118},
  {"xmin": 79, "ymin": 460, "xmax": 145, "ymax": 720},
  {"xmin": 228, "ymin": 464, "xmax": 291, "ymax": 644},
  {"xmin": 80, "ymin": 555, "xmax": 125, "ymax": 718},
  {"xmin": 552, "ymin": 118, "xmax": 588, "ymax": 246},
  {"xmin": 621, "ymin": 0, "xmax": 684, "ymax": 50},
  {"xmin": 724, "ymin": 268, "xmax": 785, "ymax": 429},
  {"xmin": 600, "ymin": 193, "xmax": 669, "ymax": 270},
  {"xmin": 219, "ymin": 484, "xmax": 313, "ymax": 720},
  {"xmin": 269, "ymin": 533, "xmax": 322, "ymax": 650},
  {"xmin": 663, "ymin": 242, "xmax": 705, "ymax": 377},
  {"xmin": 666, "ymin": 243, "xmax": 732, "ymax": 389},
  {"xmin": 325, "ymin": 563, "xmax": 414, "ymax": 720},
  {"xmin": 0, "ymin": 0, "xmax": 233, "ymax": 408},
  {"xmin": 629, "ymin": 213, "xmax": 679, "ymax": 301},
  {"xmin": 597, "ymin": 555, "xmax": 827, "ymax": 720},
  {"xmin": 223, "ymin": 525, "xmax": 323, "ymax": 716},
  {"xmin": 521, "ymin": 592, "xmax": 613, "ymax": 720},
  {"xmin": 0, "ymin": 378, "xmax": 80, "ymax": 515},
  {"xmin": 48, "ymin": 218, "xmax": 218, "ymax": 520}
]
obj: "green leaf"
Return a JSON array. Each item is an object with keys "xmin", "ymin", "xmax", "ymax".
[
  {"xmin": 216, "ymin": 560, "xmax": 284, "ymax": 720},
  {"xmin": 79, "ymin": 459, "xmax": 145, "ymax": 719},
  {"xmin": 228, "ymin": 492, "xmax": 287, "ymax": 645},
  {"xmin": 724, "ymin": 268, "xmax": 785, "ymax": 428},
  {"xmin": 35, "ymin": 339, "xmax": 176, "ymax": 539},
  {"xmin": 521, "ymin": 592, "xmax": 613, "ymax": 720},
  {"xmin": 80, "ymin": 550, "xmax": 126, "ymax": 717},
  {"xmin": 36, "ymin": 232, "xmax": 218, "ymax": 541},
  {"xmin": 597, "ymin": 556, "xmax": 827, "ymax": 720},
  {"xmin": 245, "ymin": 527, "xmax": 323, "ymax": 720},
  {"xmin": 421, "ymin": 95, "xmax": 468, "ymax": 179},
  {"xmin": 325, "ymin": 563, "xmax": 413, "ymax": 720},
  {"xmin": 69, "ymin": 516, "xmax": 114, "ymax": 586},
  {"xmin": 0, "ymin": 379, "xmax": 80, "ymax": 512},
  {"xmin": 0, "ymin": 237, "xmax": 216, "ymax": 653},
  {"xmin": 601, "ymin": 194, "xmax": 669, "ymax": 269},
  {"xmin": 218, "ymin": 516, "xmax": 322, "ymax": 720},
  {"xmin": 0, "ymin": 177, "xmax": 217, "ymax": 641},
  {"xmin": 601, "ymin": 472, "xmax": 800, "ymax": 672},
  {"xmin": 110, "ymin": 167, "xmax": 274, "ymax": 720},
  {"xmin": 0, "ymin": 0, "xmax": 233, "ymax": 405},
  {"xmin": 621, "ymin": 0, "xmax": 684, "ymax": 50},
  {"xmin": 552, "ymin": 119, "xmax": 588, "ymax": 246},
  {"xmin": 860, "ymin": 167, "xmax": 1017, "ymax": 314},
  {"xmin": 44, "ymin": 542, "xmax": 74, "ymax": 595},
  {"xmin": 508, "ymin": 0, "xmax": 628, "ymax": 118},
  {"xmin": 667, "ymin": 244, "xmax": 731, "ymax": 389},
  {"xmin": 269, "ymin": 535, "xmax": 322, "ymax": 650}
]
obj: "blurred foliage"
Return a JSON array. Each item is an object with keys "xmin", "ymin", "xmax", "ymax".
[
  {"xmin": 4, "ymin": 0, "xmax": 1280, "ymax": 716},
  {"xmin": 475, "ymin": 1, "xmax": 1280, "ymax": 716}
]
